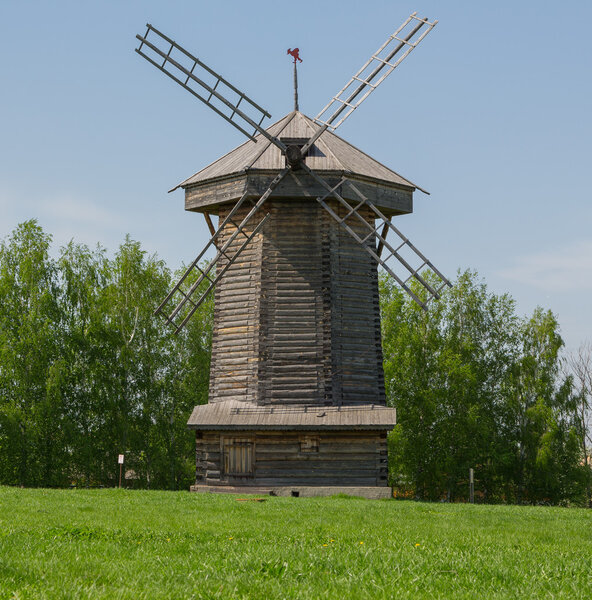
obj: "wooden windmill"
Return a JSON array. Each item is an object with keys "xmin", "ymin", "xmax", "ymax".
[{"xmin": 136, "ymin": 13, "xmax": 449, "ymax": 498}]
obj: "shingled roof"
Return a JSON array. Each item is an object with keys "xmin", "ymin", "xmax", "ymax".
[
  {"xmin": 187, "ymin": 400, "xmax": 397, "ymax": 431},
  {"xmin": 171, "ymin": 111, "xmax": 425, "ymax": 193}
]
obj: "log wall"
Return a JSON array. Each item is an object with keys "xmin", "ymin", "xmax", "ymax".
[
  {"xmin": 195, "ymin": 430, "xmax": 389, "ymax": 487},
  {"xmin": 208, "ymin": 202, "xmax": 262, "ymax": 403},
  {"xmin": 208, "ymin": 198, "xmax": 385, "ymax": 407}
]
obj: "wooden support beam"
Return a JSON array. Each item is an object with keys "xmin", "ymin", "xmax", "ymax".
[
  {"xmin": 203, "ymin": 212, "xmax": 216, "ymax": 237},
  {"xmin": 376, "ymin": 218, "xmax": 390, "ymax": 258}
]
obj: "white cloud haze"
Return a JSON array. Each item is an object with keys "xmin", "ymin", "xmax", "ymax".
[{"xmin": 498, "ymin": 240, "xmax": 592, "ymax": 292}]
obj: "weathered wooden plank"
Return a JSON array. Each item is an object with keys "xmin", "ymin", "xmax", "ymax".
[{"xmin": 206, "ymin": 197, "xmax": 386, "ymax": 412}]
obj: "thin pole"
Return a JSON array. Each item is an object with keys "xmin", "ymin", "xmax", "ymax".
[
  {"xmin": 293, "ymin": 60, "xmax": 299, "ymax": 112},
  {"xmin": 119, "ymin": 463, "xmax": 123, "ymax": 489},
  {"xmin": 469, "ymin": 468, "xmax": 474, "ymax": 503}
]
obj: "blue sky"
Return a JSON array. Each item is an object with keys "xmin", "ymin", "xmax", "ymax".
[{"xmin": 1, "ymin": 0, "xmax": 591, "ymax": 351}]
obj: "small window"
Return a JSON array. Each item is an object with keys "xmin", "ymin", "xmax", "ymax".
[
  {"xmin": 223, "ymin": 438, "xmax": 254, "ymax": 476},
  {"xmin": 300, "ymin": 435, "xmax": 320, "ymax": 453}
]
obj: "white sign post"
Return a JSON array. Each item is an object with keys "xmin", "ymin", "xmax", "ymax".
[{"xmin": 118, "ymin": 454, "xmax": 124, "ymax": 488}]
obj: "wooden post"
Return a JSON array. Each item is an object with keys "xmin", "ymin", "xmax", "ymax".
[
  {"xmin": 118, "ymin": 454, "xmax": 125, "ymax": 489},
  {"xmin": 469, "ymin": 468, "xmax": 474, "ymax": 504},
  {"xmin": 293, "ymin": 61, "xmax": 299, "ymax": 112}
]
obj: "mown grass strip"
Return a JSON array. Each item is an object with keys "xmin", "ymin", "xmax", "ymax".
[{"xmin": 1, "ymin": 487, "xmax": 591, "ymax": 599}]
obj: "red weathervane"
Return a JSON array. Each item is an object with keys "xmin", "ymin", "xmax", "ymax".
[
  {"xmin": 287, "ymin": 48, "xmax": 302, "ymax": 63},
  {"xmin": 287, "ymin": 48, "xmax": 302, "ymax": 110}
]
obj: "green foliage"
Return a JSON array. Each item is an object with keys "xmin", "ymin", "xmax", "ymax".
[
  {"xmin": 1, "ymin": 487, "xmax": 591, "ymax": 599},
  {"xmin": 0, "ymin": 221, "xmax": 212, "ymax": 489},
  {"xmin": 382, "ymin": 270, "xmax": 589, "ymax": 504},
  {"xmin": 565, "ymin": 343, "xmax": 592, "ymax": 506},
  {"xmin": 0, "ymin": 221, "xmax": 62, "ymax": 486}
]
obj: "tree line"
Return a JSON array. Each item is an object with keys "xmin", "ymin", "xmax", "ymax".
[
  {"xmin": 0, "ymin": 220, "xmax": 590, "ymax": 504},
  {"xmin": 382, "ymin": 273, "xmax": 591, "ymax": 505},
  {"xmin": 0, "ymin": 220, "xmax": 211, "ymax": 490}
]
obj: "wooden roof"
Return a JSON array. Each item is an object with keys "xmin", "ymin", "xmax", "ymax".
[
  {"xmin": 187, "ymin": 400, "xmax": 397, "ymax": 431},
  {"xmin": 171, "ymin": 111, "xmax": 425, "ymax": 193}
]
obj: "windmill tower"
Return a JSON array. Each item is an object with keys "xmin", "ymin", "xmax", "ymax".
[{"xmin": 136, "ymin": 13, "xmax": 449, "ymax": 498}]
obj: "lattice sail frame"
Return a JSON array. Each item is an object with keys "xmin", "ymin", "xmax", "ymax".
[
  {"xmin": 302, "ymin": 165, "xmax": 450, "ymax": 308},
  {"xmin": 314, "ymin": 13, "xmax": 437, "ymax": 132},
  {"xmin": 137, "ymin": 13, "xmax": 448, "ymax": 333},
  {"xmin": 136, "ymin": 24, "xmax": 283, "ymax": 147},
  {"xmin": 154, "ymin": 168, "xmax": 289, "ymax": 333}
]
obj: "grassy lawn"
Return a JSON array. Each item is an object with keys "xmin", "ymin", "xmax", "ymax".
[{"xmin": 0, "ymin": 487, "xmax": 590, "ymax": 599}]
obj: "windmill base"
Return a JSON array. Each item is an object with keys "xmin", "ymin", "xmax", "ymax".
[
  {"xmin": 190, "ymin": 484, "xmax": 392, "ymax": 500},
  {"xmin": 188, "ymin": 401, "xmax": 397, "ymax": 493}
]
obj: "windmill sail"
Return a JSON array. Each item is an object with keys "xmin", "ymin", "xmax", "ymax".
[
  {"xmin": 314, "ymin": 13, "xmax": 437, "ymax": 133},
  {"xmin": 155, "ymin": 168, "xmax": 291, "ymax": 333},
  {"xmin": 300, "ymin": 12, "xmax": 436, "ymax": 157},
  {"xmin": 135, "ymin": 24, "xmax": 283, "ymax": 147},
  {"xmin": 303, "ymin": 165, "xmax": 450, "ymax": 309}
]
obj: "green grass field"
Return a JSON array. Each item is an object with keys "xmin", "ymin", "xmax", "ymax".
[{"xmin": 0, "ymin": 487, "xmax": 591, "ymax": 599}]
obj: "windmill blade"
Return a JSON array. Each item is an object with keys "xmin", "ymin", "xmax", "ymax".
[
  {"xmin": 156, "ymin": 167, "xmax": 290, "ymax": 333},
  {"xmin": 135, "ymin": 24, "xmax": 286, "ymax": 150},
  {"xmin": 300, "ymin": 164, "xmax": 450, "ymax": 309},
  {"xmin": 312, "ymin": 13, "xmax": 437, "ymax": 136}
]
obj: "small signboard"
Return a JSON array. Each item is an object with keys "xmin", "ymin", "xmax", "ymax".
[{"xmin": 118, "ymin": 454, "xmax": 125, "ymax": 464}]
